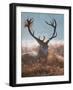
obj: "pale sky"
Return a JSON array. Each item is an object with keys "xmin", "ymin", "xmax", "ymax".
[{"xmin": 21, "ymin": 12, "xmax": 64, "ymax": 43}]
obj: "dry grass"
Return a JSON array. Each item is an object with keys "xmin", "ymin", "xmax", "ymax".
[{"xmin": 22, "ymin": 47, "xmax": 64, "ymax": 77}]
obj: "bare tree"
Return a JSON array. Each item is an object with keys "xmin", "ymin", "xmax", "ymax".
[{"xmin": 24, "ymin": 18, "xmax": 57, "ymax": 59}]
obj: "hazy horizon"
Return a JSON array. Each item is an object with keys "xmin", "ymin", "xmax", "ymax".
[{"xmin": 22, "ymin": 40, "xmax": 64, "ymax": 48}]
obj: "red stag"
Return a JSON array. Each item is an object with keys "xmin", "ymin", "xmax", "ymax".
[{"xmin": 24, "ymin": 18, "xmax": 57, "ymax": 59}]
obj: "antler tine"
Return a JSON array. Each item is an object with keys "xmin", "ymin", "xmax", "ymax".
[
  {"xmin": 24, "ymin": 18, "xmax": 34, "ymax": 28},
  {"xmin": 46, "ymin": 19, "xmax": 57, "ymax": 28},
  {"xmin": 45, "ymin": 19, "xmax": 57, "ymax": 44},
  {"xmin": 45, "ymin": 21, "xmax": 50, "ymax": 26},
  {"xmin": 54, "ymin": 31, "xmax": 57, "ymax": 37},
  {"xmin": 42, "ymin": 36, "xmax": 45, "ymax": 41},
  {"xmin": 45, "ymin": 20, "xmax": 54, "ymax": 27},
  {"xmin": 50, "ymin": 19, "xmax": 55, "ymax": 27},
  {"xmin": 33, "ymin": 31, "xmax": 34, "ymax": 35},
  {"xmin": 30, "ymin": 18, "xmax": 34, "ymax": 23},
  {"xmin": 54, "ymin": 19, "xmax": 57, "ymax": 27}
]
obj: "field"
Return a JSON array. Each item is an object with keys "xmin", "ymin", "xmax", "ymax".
[{"xmin": 21, "ymin": 41, "xmax": 64, "ymax": 77}]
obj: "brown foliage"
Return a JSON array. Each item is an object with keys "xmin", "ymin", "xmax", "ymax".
[{"xmin": 22, "ymin": 49, "xmax": 64, "ymax": 77}]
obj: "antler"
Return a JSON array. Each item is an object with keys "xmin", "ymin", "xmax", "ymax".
[
  {"xmin": 24, "ymin": 18, "xmax": 46, "ymax": 46},
  {"xmin": 24, "ymin": 18, "xmax": 57, "ymax": 46},
  {"xmin": 45, "ymin": 19, "xmax": 57, "ymax": 44},
  {"xmin": 24, "ymin": 18, "xmax": 33, "ymax": 28}
]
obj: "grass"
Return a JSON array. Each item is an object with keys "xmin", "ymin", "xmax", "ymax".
[{"xmin": 22, "ymin": 45, "xmax": 64, "ymax": 77}]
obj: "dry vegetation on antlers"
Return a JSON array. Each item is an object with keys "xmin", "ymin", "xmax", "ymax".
[{"xmin": 22, "ymin": 45, "xmax": 64, "ymax": 77}]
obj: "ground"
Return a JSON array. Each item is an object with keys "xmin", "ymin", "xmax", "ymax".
[{"xmin": 21, "ymin": 42, "xmax": 64, "ymax": 77}]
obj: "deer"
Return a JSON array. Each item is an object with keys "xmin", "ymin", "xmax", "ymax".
[{"xmin": 24, "ymin": 18, "xmax": 57, "ymax": 62}]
